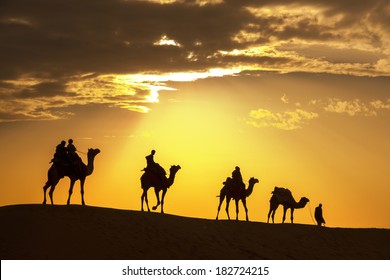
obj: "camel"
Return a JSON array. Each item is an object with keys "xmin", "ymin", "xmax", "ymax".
[
  {"xmin": 216, "ymin": 177, "xmax": 259, "ymax": 221},
  {"xmin": 267, "ymin": 186, "xmax": 309, "ymax": 224},
  {"xmin": 42, "ymin": 148, "xmax": 100, "ymax": 205},
  {"xmin": 141, "ymin": 165, "xmax": 181, "ymax": 213}
]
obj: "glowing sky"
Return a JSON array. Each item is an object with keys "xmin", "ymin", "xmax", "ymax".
[{"xmin": 1, "ymin": 0, "xmax": 389, "ymax": 228}]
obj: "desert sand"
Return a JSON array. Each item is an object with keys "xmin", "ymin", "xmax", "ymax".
[{"xmin": 0, "ymin": 204, "xmax": 389, "ymax": 260}]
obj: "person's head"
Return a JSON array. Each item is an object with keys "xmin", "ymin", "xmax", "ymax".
[
  {"xmin": 61, "ymin": 140, "xmax": 66, "ymax": 146},
  {"xmin": 151, "ymin": 150, "xmax": 156, "ymax": 155},
  {"xmin": 235, "ymin": 166, "xmax": 240, "ymax": 171},
  {"xmin": 319, "ymin": 203, "xmax": 322, "ymax": 208},
  {"xmin": 68, "ymin": 139, "xmax": 73, "ymax": 144}
]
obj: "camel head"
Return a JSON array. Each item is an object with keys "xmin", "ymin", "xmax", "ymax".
[
  {"xmin": 249, "ymin": 177, "xmax": 259, "ymax": 185},
  {"xmin": 88, "ymin": 148, "xmax": 101, "ymax": 157},
  {"xmin": 299, "ymin": 197, "xmax": 310, "ymax": 206},
  {"xmin": 169, "ymin": 165, "xmax": 181, "ymax": 174}
]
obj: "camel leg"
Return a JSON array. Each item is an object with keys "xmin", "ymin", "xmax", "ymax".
[
  {"xmin": 43, "ymin": 181, "xmax": 51, "ymax": 204},
  {"xmin": 216, "ymin": 193, "xmax": 225, "ymax": 220},
  {"xmin": 141, "ymin": 189, "xmax": 150, "ymax": 212},
  {"xmin": 268, "ymin": 205, "xmax": 276, "ymax": 223},
  {"xmin": 290, "ymin": 208, "xmax": 295, "ymax": 224},
  {"xmin": 80, "ymin": 178, "xmax": 86, "ymax": 206},
  {"xmin": 282, "ymin": 206, "xmax": 288, "ymax": 223},
  {"xmin": 235, "ymin": 199, "xmax": 239, "ymax": 221},
  {"xmin": 47, "ymin": 179, "xmax": 60, "ymax": 205},
  {"xmin": 160, "ymin": 188, "xmax": 167, "ymax": 214},
  {"xmin": 242, "ymin": 198, "xmax": 249, "ymax": 221},
  {"xmin": 225, "ymin": 197, "xmax": 231, "ymax": 220},
  {"xmin": 267, "ymin": 207, "xmax": 271, "ymax": 223},
  {"xmin": 152, "ymin": 188, "xmax": 161, "ymax": 211},
  {"xmin": 67, "ymin": 180, "xmax": 76, "ymax": 205}
]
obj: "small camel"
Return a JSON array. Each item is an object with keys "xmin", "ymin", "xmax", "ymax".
[
  {"xmin": 141, "ymin": 165, "xmax": 181, "ymax": 213},
  {"xmin": 267, "ymin": 186, "xmax": 309, "ymax": 223},
  {"xmin": 43, "ymin": 148, "xmax": 100, "ymax": 205},
  {"xmin": 216, "ymin": 177, "xmax": 259, "ymax": 221}
]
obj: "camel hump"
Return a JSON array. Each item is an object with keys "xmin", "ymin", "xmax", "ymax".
[{"xmin": 272, "ymin": 186, "xmax": 292, "ymax": 201}]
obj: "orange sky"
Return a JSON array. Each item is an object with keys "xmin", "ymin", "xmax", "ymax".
[{"xmin": 1, "ymin": 0, "xmax": 390, "ymax": 228}]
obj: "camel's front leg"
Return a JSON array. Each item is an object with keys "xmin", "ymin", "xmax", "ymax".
[
  {"xmin": 152, "ymin": 188, "xmax": 161, "ymax": 211},
  {"xmin": 67, "ymin": 180, "xmax": 76, "ymax": 205},
  {"xmin": 282, "ymin": 206, "xmax": 288, "ymax": 223},
  {"xmin": 160, "ymin": 188, "xmax": 167, "ymax": 214},
  {"xmin": 242, "ymin": 199, "xmax": 249, "ymax": 221},
  {"xmin": 80, "ymin": 178, "xmax": 86, "ymax": 205}
]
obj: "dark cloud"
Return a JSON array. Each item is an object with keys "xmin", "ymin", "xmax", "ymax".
[{"xmin": 0, "ymin": 0, "xmax": 389, "ymax": 121}]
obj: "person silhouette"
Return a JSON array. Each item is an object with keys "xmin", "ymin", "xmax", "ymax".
[
  {"xmin": 51, "ymin": 140, "xmax": 67, "ymax": 164},
  {"xmin": 143, "ymin": 150, "xmax": 166, "ymax": 184},
  {"xmin": 145, "ymin": 150, "xmax": 156, "ymax": 169},
  {"xmin": 67, "ymin": 139, "xmax": 81, "ymax": 171},
  {"xmin": 314, "ymin": 203, "xmax": 326, "ymax": 226},
  {"xmin": 232, "ymin": 166, "xmax": 245, "ymax": 190}
]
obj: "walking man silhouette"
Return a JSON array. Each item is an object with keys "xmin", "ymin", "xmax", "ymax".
[{"xmin": 314, "ymin": 203, "xmax": 326, "ymax": 226}]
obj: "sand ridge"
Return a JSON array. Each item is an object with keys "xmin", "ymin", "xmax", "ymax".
[{"xmin": 0, "ymin": 204, "xmax": 389, "ymax": 259}]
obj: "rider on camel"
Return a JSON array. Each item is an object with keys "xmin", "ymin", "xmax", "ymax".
[
  {"xmin": 67, "ymin": 139, "xmax": 82, "ymax": 172},
  {"xmin": 143, "ymin": 150, "xmax": 166, "ymax": 184},
  {"xmin": 232, "ymin": 166, "xmax": 245, "ymax": 191}
]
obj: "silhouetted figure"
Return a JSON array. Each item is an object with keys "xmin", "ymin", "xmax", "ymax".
[
  {"xmin": 43, "ymin": 148, "xmax": 100, "ymax": 205},
  {"xmin": 315, "ymin": 203, "xmax": 326, "ymax": 226},
  {"xmin": 232, "ymin": 166, "xmax": 245, "ymax": 191},
  {"xmin": 145, "ymin": 150, "xmax": 156, "ymax": 167},
  {"xmin": 51, "ymin": 140, "xmax": 67, "ymax": 166},
  {"xmin": 267, "ymin": 186, "xmax": 310, "ymax": 224},
  {"xmin": 67, "ymin": 139, "xmax": 82, "ymax": 172},
  {"xmin": 143, "ymin": 150, "xmax": 166, "ymax": 183},
  {"xmin": 141, "ymin": 165, "xmax": 181, "ymax": 213},
  {"xmin": 216, "ymin": 176, "xmax": 259, "ymax": 221}
]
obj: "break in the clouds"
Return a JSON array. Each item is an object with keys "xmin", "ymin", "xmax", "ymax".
[{"xmin": 1, "ymin": 0, "xmax": 390, "ymax": 121}]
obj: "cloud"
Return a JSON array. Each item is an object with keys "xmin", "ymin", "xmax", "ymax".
[
  {"xmin": 1, "ymin": 0, "xmax": 389, "ymax": 121},
  {"xmin": 324, "ymin": 98, "xmax": 377, "ymax": 116},
  {"xmin": 247, "ymin": 108, "xmax": 319, "ymax": 130},
  {"xmin": 281, "ymin": 94, "xmax": 289, "ymax": 104}
]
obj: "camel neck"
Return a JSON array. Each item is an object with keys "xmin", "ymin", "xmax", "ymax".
[{"xmin": 86, "ymin": 154, "xmax": 95, "ymax": 176}]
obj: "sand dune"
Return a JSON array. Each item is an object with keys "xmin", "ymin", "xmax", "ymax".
[{"xmin": 0, "ymin": 204, "xmax": 389, "ymax": 260}]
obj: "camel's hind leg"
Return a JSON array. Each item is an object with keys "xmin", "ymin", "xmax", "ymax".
[
  {"xmin": 141, "ymin": 189, "xmax": 150, "ymax": 212},
  {"xmin": 216, "ymin": 190, "xmax": 226, "ymax": 220},
  {"xmin": 235, "ymin": 199, "xmax": 240, "ymax": 221},
  {"xmin": 44, "ymin": 179, "xmax": 59, "ymax": 205},
  {"xmin": 43, "ymin": 181, "xmax": 51, "ymax": 204},
  {"xmin": 152, "ymin": 188, "xmax": 161, "ymax": 211},
  {"xmin": 267, "ymin": 204, "xmax": 278, "ymax": 223},
  {"xmin": 225, "ymin": 197, "xmax": 232, "ymax": 220}
]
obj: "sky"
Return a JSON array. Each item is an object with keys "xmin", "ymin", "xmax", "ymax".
[{"xmin": 1, "ymin": 0, "xmax": 389, "ymax": 228}]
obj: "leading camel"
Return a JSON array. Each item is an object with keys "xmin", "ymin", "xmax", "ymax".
[
  {"xmin": 141, "ymin": 165, "xmax": 181, "ymax": 213},
  {"xmin": 216, "ymin": 177, "xmax": 259, "ymax": 221},
  {"xmin": 42, "ymin": 148, "xmax": 100, "ymax": 205},
  {"xmin": 267, "ymin": 186, "xmax": 309, "ymax": 224}
]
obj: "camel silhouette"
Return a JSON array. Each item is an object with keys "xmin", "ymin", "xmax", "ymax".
[
  {"xmin": 216, "ymin": 177, "xmax": 259, "ymax": 221},
  {"xmin": 141, "ymin": 165, "xmax": 181, "ymax": 213},
  {"xmin": 267, "ymin": 186, "xmax": 309, "ymax": 223},
  {"xmin": 42, "ymin": 148, "xmax": 100, "ymax": 205}
]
